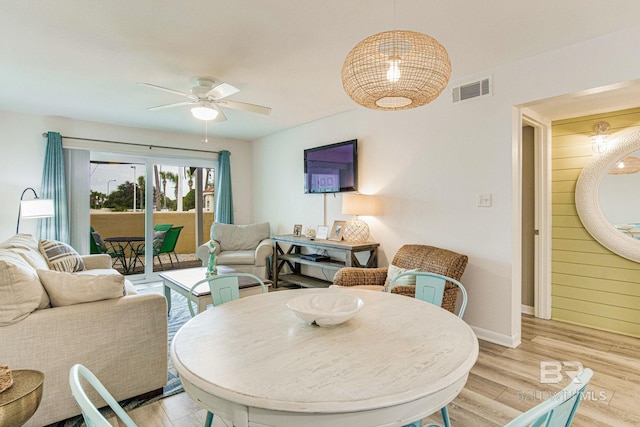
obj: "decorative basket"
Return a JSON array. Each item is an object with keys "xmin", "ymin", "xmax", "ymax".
[{"xmin": 0, "ymin": 364, "xmax": 13, "ymax": 393}]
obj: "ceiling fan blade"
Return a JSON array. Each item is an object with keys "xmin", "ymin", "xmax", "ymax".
[
  {"xmin": 147, "ymin": 101, "xmax": 195, "ymax": 111},
  {"xmin": 217, "ymin": 99, "xmax": 272, "ymax": 115},
  {"xmin": 206, "ymin": 82, "xmax": 240, "ymax": 100},
  {"xmin": 212, "ymin": 104, "xmax": 227, "ymax": 122},
  {"xmin": 138, "ymin": 83, "xmax": 196, "ymax": 99}
]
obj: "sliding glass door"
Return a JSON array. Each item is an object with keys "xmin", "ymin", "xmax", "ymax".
[{"xmin": 88, "ymin": 151, "xmax": 215, "ymax": 282}]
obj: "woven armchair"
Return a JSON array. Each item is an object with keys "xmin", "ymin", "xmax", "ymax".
[{"xmin": 332, "ymin": 244, "xmax": 468, "ymax": 313}]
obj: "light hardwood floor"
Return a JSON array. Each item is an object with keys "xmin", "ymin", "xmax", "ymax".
[{"xmin": 117, "ymin": 315, "xmax": 640, "ymax": 426}]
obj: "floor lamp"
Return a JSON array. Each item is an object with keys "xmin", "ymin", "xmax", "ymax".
[{"xmin": 16, "ymin": 188, "xmax": 55, "ymax": 233}]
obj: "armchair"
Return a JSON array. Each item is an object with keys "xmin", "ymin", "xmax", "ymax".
[
  {"xmin": 196, "ymin": 222, "xmax": 273, "ymax": 280},
  {"xmin": 332, "ymin": 244, "xmax": 468, "ymax": 313}
]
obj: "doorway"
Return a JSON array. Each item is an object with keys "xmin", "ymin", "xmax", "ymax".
[{"xmin": 520, "ymin": 113, "xmax": 552, "ymax": 320}]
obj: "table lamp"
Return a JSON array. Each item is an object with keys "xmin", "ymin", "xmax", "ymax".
[
  {"xmin": 342, "ymin": 193, "xmax": 376, "ymax": 243},
  {"xmin": 16, "ymin": 188, "xmax": 54, "ymax": 233}
]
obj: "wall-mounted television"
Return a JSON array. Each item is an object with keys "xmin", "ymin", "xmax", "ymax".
[{"xmin": 304, "ymin": 139, "xmax": 358, "ymax": 194}]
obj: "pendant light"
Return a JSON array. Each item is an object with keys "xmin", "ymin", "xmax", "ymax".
[{"xmin": 341, "ymin": 4, "xmax": 451, "ymax": 110}]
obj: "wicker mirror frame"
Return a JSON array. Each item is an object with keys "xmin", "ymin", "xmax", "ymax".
[{"xmin": 575, "ymin": 129, "xmax": 640, "ymax": 262}]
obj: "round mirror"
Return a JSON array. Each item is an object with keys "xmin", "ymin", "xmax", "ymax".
[{"xmin": 576, "ymin": 129, "xmax": 640, "ymax": 262}]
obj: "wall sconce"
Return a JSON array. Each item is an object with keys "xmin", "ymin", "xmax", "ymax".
[
  {"xmin": 592, "ymin": 121, "xmax": 610, "ymax": 154},
  {"xmin": 16, "ymin": 188, "xmax": 54, "ymax": 233},
  {"xmin": 341, "ymin": 193, "xmax": 377, "ymax": 243}
]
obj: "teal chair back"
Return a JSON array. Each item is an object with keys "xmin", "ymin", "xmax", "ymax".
[
  {"xmin": 69, "ymin": 364, "xmax": 137, "ymax": 427},
  {"xmin": 505, "ymin": 368, "xmax": 593, "ymax": 427},
  {"xmin": 389, "ymin": 271, "xmax": 468, "ymax": 318},
  {"xmin": 186, "ymin": 273, "xmax": 268, "ymax": 427},
  {"xmin": 187, "ymin": 273, "xmax": 268, "ymax": 317},
  {"xmin": 392, "ymin": 272, "xmax": 468, "ymax": 427}
]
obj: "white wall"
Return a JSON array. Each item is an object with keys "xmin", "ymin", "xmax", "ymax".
[
  {"xmin": 252, "ymin": 25, "xmax": 640, "ymax": 346},
  {"xmin": 0, "ymin": 110, "xmax": 253, "ymax": 241}
]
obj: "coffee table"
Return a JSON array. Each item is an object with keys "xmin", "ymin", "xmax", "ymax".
[{"xmin": 159, "ymin": 266, "xmax": 272, "ymax": 314}]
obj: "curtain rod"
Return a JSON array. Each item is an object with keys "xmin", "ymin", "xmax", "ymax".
[{"xmin": 41, "ymin": 132, "xmax": 222, "ymax": 155}]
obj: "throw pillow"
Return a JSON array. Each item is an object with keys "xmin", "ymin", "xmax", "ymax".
[
  {"xmin": 37, "ymin": 269, "xmax": 125, "ymax": 307},
  {"xmin": 383, "ymin": 264, "xmax": 419, "ymax": 289},
  {"xmin": 38, "ymin": 239, "xmax": 85, "ymax": 272},
  {"xmin": 0, "ymin": 252, "xmax": 50, "ymax": 325}
]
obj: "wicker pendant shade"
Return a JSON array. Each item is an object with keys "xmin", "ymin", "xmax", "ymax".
[{"xmin": 341, "ymin": 30, "xmax": 451, "ymax": 110}]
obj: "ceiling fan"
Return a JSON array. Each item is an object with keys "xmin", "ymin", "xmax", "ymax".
[{"xmin": 138, "ymin": 77, "xmax": 271, "ymax": 122}]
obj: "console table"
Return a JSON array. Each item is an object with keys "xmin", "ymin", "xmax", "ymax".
[{"xmin": 272, "ymin": 234, "xmax": 379, "ymax": 288}]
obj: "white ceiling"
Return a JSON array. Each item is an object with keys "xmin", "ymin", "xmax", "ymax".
[{"xmin": 2, "ymin": 0, "xmax": 640, "ymax": 140}]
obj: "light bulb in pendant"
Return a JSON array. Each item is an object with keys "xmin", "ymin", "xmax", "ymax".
[{"xmin": 386, "ymin": 58, "xmax": 401, "ymax": 83}]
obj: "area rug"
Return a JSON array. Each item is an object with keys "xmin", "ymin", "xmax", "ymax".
[{"xmin": 46, "ymin": 292, "xmax": 191, "ymax": 426}]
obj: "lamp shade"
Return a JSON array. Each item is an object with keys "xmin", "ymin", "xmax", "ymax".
[
  {"xmin": 20, "ymin": 199, "xmax": 54, "ymax": 219},
  {"xmin": 342, "ymin": 30, "xmax": 451, "ymax": 110},
  {"xmin": 342, "ymin": 193, "xmax": 376, "ymax": 216}
]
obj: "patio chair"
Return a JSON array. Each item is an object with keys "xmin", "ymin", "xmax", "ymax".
[
  {"xmin": 389, "ymin": 272, "xmax": 468, "ymax": 427},
  {"xmin": 134, "ymin": 225, "xmax": 183, "ymax": 270},
  {"xmin": 187, "ymin": 273, "xmax": 268, "ymax": 427},
  {"xmin": 90, "ymin": 230, "xmax": 126, "ymax": 270},
  {"xmin": 129, "ymin": 224, "xmax": 174, "ymax": 271},
  {"xmin": 69, "ymin": 364, "xmax": 138, "ymax": 427}
]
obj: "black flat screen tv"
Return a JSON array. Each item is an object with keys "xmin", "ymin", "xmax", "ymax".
[{"xmin": 304, "ymin": 139, "xmax": 358, "ymax": 194}]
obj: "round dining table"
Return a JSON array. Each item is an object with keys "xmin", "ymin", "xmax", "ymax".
[{"xmin": 171, "ymin": 288, "xmax": 478, "ymax": 427}]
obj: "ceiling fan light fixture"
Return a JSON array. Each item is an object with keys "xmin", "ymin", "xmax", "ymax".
[{"xmin": 191, "ymin": 104, "xmax": 218, "ymax": 121}]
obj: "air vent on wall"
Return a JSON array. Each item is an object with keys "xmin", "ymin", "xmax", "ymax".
[{"xmin": 452, "ymin": 76, "xmax": 492, "ymax": 103}]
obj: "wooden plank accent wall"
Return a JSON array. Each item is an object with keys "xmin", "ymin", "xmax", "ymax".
[{"xmin": 552, "ymin": 107, "xmax": 640, "ymax": 337}]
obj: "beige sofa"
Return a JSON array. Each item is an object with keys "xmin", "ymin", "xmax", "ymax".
[
  {"xmin": 0, "ymin": 234, "xmax": 167, "ymax": 427},
  {"xmin": 196, "ymin": 222, "xmax": 273, "ymax": 279}
]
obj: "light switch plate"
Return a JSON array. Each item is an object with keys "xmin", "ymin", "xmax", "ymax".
[{"xmin": 477, "ymin": 193, "xmax": 492, "ymax": 207}]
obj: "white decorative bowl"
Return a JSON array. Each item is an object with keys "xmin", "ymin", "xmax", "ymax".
[{"xmin": 287, "ymin": 292, "xmax": 364, "ymax": 327}]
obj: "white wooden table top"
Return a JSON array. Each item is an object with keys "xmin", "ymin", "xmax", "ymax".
[{"xmin": 170, "ymin": 288, "xmax": 478, "ymax": 415}]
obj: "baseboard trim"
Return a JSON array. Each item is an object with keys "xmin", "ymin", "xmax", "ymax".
[
  {"xmin": 521, "ymin": 304, "xmax": 534, "ymax": 315},
  {"xmin": 471, "ymin": 325, "xmax": 521, "ymax": 349}
]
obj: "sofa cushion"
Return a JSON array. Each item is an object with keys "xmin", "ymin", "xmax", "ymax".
[
  {"xmin": 0, "ymin": 250, "xmax": 50, "ymax": 325},
  {"xmin": 37, "ymin": 269, "xmax": 125, "ymax": 307},
  {"xmin": 39, "ymin": 239, "xmax": 85, "ymax": 272},
  {"xmin": 0, "ymin": 233, "xmax": 50, "ymax": 271},
  {"xmin": 211, "ymin": 222, "xmax": 270, "ymax": 251}
]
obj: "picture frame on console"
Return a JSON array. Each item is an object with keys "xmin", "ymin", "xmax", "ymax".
[
  {"xmin": 329, "ymin": 221, "xmax": 346, "ymax": 241},
  {"xmin": 293, "ymin": 224, "xmax": 302, "ymax": 237},
  {"xmin": 316, "ymin": 225, "xmax": 329, "ymax": 240}
]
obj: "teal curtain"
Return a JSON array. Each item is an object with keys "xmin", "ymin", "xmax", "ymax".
[
  {"xmin": 38, "ymin": 132, "xmax": 69, "ymax": 242},
  {"xmin": 214, "ymin": 150, "xmax": 234, "ymax": 224}
]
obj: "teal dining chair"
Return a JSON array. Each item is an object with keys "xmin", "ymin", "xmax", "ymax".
[
  {"xmin": 69, "ymin": 364, "xmax": 137, "ymax": 427},
  {"xmin": 388, "ymin": 271, "xmax": 468, "ymax": 427},
  {"xmin": 187, "ymin": 273, "xmax": 268, "ymax": 427},
  {"xmin": 505, "ymin": 368, "xmax": 593, "ymax": 427}
]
